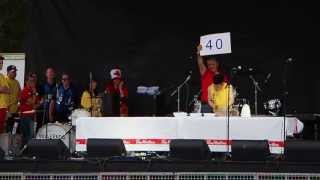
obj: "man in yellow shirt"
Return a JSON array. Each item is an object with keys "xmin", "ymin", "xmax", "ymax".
[
  {"xmin": 5, "ymin": 65, "xmax": 21, "ymax": 134},
  {"xmin": 0, "ymin": 56, "xmax": 10, "ymax": 133},
  {"xmin": 208, "ymin": 73, "xmax": 234, "ymax": 116},
  {"xmin": 6, "ymin": 65, "xmax": 21, "ymax": 115}
]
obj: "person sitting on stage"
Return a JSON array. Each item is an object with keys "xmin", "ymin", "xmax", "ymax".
[
  {"xmin": 5, "ymin": 65, "xmax": 21, "ymax": 132},
  {"xmin": 20, "ymin": 74, "xmax": 40, "ymax": 146},
  {"xmin": 105, "ymin": 68, "xmax": 128, "ymax": 116},
  {"xmin": 55, "ymin": 73, "xmax": 78, "ymax": 122},
  {"xmin": 197, "ymin": 44, "xmax": 228, "ymax": 113},
  {"xmin": 39, "ymin": 67, "xmax": 57, "ymax": 123},
  {"xmin": 208, "ymin": 73, "xmax": 234, "ymax": 116},
  {"xmin": 81, "ymin": 79, "xmax": 102, "ymax": 117},
  {"xmin": 0, "ymin": 55, "xmax": 10, "ymax": 133}
]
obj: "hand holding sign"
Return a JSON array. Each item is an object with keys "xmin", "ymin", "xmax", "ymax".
[{"xmin": 200, "ymin": 32, "xmax": 231, "ymax": 56}]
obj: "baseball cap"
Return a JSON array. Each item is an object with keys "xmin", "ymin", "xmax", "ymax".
[
  {"xmin": 110, "ymin": 69, "xmax": 122, "ymax": 80},
  {"xmin": 7, "ymin": 65, "xmax": 17, "ymax": 72}
]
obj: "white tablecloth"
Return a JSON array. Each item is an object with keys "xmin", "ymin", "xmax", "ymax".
[{"xmin": 76, "ymin": 116, "xmax": 303, "ymax": 154}]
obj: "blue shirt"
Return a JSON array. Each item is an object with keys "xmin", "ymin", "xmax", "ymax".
[
  {"xmin": 39, "ymin": 82, "xmax": 57, "ymax": 110},
  {"xmin": 55, "ymin": 84, "xmax": 77, "ymax": 114}
]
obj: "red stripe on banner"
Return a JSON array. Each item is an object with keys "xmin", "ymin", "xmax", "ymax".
[
  {"xmin": 76, "ymin": 139, "xmax": 87, "ymax": 145},
  {"xmin": 269, "ymin": 140, "xmax": 284, "ymax": 147},
  {"xmin": 206, "ymin": 139, "xmax": 231, "ymax": 145},
  {"xmin": 76, "ymin": 138, "xmax": 284, "ymax": 147},
  {"xmin": 123, "ymin": 139, "xmax": 170, "ymax": 144}
]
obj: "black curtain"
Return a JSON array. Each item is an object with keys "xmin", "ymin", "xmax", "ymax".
[{"xmin": 26, "ymin": 1, "xmax": 320, "ymax": 115}]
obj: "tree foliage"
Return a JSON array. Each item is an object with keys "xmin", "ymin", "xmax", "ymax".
[{"xmin": 0, "ymin": 0, "xmax": 26, "ymax": 52}]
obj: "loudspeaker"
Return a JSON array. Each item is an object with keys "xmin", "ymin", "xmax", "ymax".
[
  {"xmin": 285, "ymin": 140, "xmax": 320, "ymax": 162},
  {"xmin": 23, "ymin": 139, "xmax": 70, "ymax": 160},
  {"xmin": 231, "ymin": 140, "xmax": 270, "ymax": 161},
  {"xmin": 169, "ymin": 139, "xmax": 211, "ymax": 160},
  {"xmin": 87, "ymin": 139, "xmax": 126, "ymax": 158},
  {"xmin": 0, "ymin": 147, "xmax": 4, "ymax": 159}
]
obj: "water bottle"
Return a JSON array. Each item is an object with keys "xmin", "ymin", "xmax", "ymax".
[
  {"xmin": 193, "ymin": 95, "xmax": 201, "ymax": 113},
  {"xmin": 12, "ymin": 122, "xmax": 18, "ymax": 135}
]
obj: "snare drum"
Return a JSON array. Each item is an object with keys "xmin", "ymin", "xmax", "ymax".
[{"xmin": 36, "ymin": 122, "xmax": 75, "ymax": 153}]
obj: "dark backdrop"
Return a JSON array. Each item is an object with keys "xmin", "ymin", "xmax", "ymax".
[{"xmin": 25, "ymin": 1, "xmax": 320, "ymax": 115}]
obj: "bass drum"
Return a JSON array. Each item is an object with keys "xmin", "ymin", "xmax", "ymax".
[{"xmin": 36, "ymin": 123, "xmax": 75, "ymax": 153}]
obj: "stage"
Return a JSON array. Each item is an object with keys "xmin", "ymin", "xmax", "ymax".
[{"xmin": 1, "ymin": 159, "xmax": 320, "ymax": 173}]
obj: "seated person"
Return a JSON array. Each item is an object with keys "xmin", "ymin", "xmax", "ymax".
[
  {"xmin": 55, "ymin": 73, "xmax": 78, "ymax": 122},
  {"xmin": 81, "ymin": 79, "xmax": 102, "ymax": 117},
  {"xmin": 208, "ymin": 73, "xmax": 235, "ymax": 116}
]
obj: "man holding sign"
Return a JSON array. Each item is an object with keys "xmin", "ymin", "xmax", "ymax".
[{"xmin": 197, "ymin": 33, "xmax": 231, "ymax": 113}]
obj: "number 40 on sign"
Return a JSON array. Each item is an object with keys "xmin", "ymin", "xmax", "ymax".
[{"xmin": 200, "ymin": 32, "xmax": 232, "ymax": 56}]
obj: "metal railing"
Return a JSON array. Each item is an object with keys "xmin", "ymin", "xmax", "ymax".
[{"xmin": 1, "ymin": 173, "xmax": 320, "ymax": 180}]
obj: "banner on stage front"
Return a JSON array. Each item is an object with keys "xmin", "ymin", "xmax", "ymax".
[{"xmin": 200, "ymin": 32, "xmax": 231, "ymax": 56}]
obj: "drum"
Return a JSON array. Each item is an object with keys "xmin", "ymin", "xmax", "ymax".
[
  {"xmin": 70, "ymin": 108, "xmax": 91, "ymax": 126},
  {"xmin": 36, "ymin": 123, "xmax": 75, "ymax": 153},
  {"xmin": 264, "ymin": 99, "xmax": 282, "ymax": 116}
]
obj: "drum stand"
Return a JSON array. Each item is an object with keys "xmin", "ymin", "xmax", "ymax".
[{"xmin": 60, "ymin": 126, "xmax": 74, "ymax": 153}]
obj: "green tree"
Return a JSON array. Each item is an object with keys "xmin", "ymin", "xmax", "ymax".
[{"xmin": 0, "ymin": 0, "xmax": 26, "ymax": 52}]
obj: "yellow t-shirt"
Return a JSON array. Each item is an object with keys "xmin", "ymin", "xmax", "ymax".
[
  {"xmin": 5, "ymin": 76, "xmax": 21, "ymax": 113},
  {"xmin": 208, "ymin": 82, "xmax": 234, "ymax": 112},
  {"xmin": 80, "ymin": 90, "xmax": 102, "ymax": 117},
  {"xmin": 0, "ymin": 74, "xmax": 10, "ymax": 108},
  {"xmin": 81, "ymin": 90, "xmax": 92, "ymax": 110}
]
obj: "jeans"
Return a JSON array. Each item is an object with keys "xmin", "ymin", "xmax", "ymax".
[
  {"xmin": 20, "ymin": 117, "xmax": 34, "ymax": 146},
  {"xmin": 201, "ymin": 103, "xmax": 213, "ymax": 113}
]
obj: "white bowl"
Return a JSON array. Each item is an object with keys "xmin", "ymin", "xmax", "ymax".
[
  {"xmin": 173, "ymin": 112, "xmax": 188, "ymax": 117},
  {"xmin": 202, "ymin": 113, "xmax": 216, "ymax": 117},
  {"xmin": 189, "ymin": 113, "xmax": 203, "ymax": 117}
]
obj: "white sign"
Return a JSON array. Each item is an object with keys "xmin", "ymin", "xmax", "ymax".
[
  {"xmin": 0, "ymin": 53, "xmax": 25, "ymax": 88},
  {"xmin": 200, "ymin": 32, "xmax": 231, "ymax": 56},
  {"xmin": 76, "ymin": 116, "xmax": 303, "ymax": 154}
]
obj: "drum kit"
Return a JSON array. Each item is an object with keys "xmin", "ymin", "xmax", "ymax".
[
  {"xmin": 191, "ymin": 68, "xmax": 282, "ymax": 116},
  {"xmin": 2, "ymin": 108, "xmax": 91, "ymax": 157}
]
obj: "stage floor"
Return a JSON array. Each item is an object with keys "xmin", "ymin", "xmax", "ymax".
[{"xmin": 1, "ymin": 159, "xmax": 320, "ymax": 173}]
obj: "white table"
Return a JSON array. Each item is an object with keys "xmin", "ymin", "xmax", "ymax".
[{"xmin": 76, "ymin": 116, "xmax": 303, "ymax": 154}]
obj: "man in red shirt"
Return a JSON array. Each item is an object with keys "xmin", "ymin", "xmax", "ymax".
[
  {"xmin": 105, "ymin": 68, "xmax": 128, "ymax": 116},
  {"xmin": 20, "ymin": 74, "xmax": 40, "ymax": 146},
  {"xmin": 197, "ymin": 44, "xmax": 227, "ymax": 113}
]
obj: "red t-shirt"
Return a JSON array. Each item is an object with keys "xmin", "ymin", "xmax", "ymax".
[
  {"xmin": 105, "ymin": 81, "xmax": 129, "ymax": 116},
  {"xmin": 201, "ymin": 70, "xmax": 229, "ymax": 103},
  {"xmin": 20, "ymin": 86, "xmax": 39, "ymax": 118},
  {"xmin": 105, "ymin": 82, "xmax": 128, "ymax": 97}
]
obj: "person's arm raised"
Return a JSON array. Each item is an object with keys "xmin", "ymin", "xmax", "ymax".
[{"xmin": 197, "ymin": 44, "xmax": 207, "ymax": 76}]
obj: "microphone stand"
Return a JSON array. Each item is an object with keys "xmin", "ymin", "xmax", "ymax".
[
  {"xmin": 249, "ymin": 75, "xmax": 262, "ymax": 115},
  {"xmin": 282, "ymin": 58, "xmax": 292, "ymax": 153},
  {"xmin": 89, "ymin": 72, "xmax": 93, "ymax": 117},
  {"xmin": 170, "ymin": 75, "xmax": 191, "ymax": 112},
  {"xmin": 226, "ymin": 69, "xmax": 236, "ymax": 154}
]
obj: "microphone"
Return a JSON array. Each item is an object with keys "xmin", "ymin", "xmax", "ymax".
[
  {"xmin": 286, "ymin": 57, "xmax": 293, "ymax": 63},
  {"xmin": 232, "ymin": 65, "xmax": 242, "ymax": 72},
  {"xmin": 264, "ymin": 73, "xmax": 272, "ymax": 84}
]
